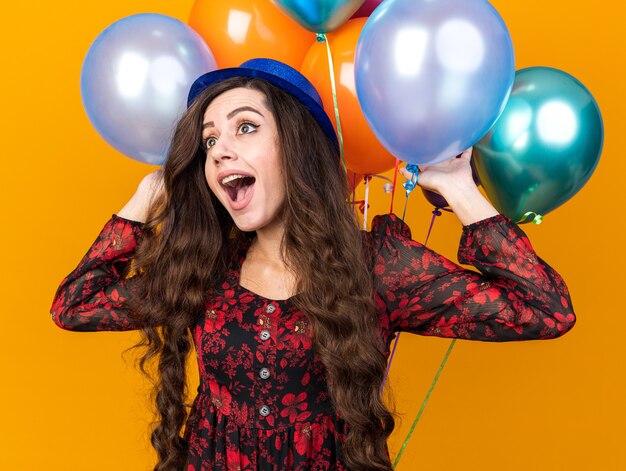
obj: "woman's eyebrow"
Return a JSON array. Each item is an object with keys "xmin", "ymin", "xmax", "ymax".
[
  {"xmin": 227, "ymin": 106, "xmax": 264, "ymax": 119},
  {"xmin": 203, "ymin": 106, "xmax": 264, "ymax": 129}
]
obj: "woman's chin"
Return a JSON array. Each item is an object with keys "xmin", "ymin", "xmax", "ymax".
[
  {"xmin": 230, "ymin": 212, "xmax": 264, "ymax": 233},
  {"xmin": 231, "ymin": 210, "xmax": 284, "ymax": 234}
]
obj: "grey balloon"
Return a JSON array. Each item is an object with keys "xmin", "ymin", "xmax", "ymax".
[
  {"xmin": 355, "ymin": 0, "xmax": 515, "ymax": 165},
  {"xmin": 81, "ymin": 14, "xmax": 217, "ymax": 165}
]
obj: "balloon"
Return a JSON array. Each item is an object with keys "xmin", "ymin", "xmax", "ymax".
[
  {"xmin": 301, "ymin": 18, "xmax": 396, "ymax": 175},
  {"xmin": 81, "ymin": 14, "xmax": 216, "ymax": 165},
  {"xmin": 351, "ymin": 0, "xmax": 383, "ymax": 18},
  {"xmin": 355, "ymin": 0, "xmax": 515, "ymax": 165},
  {"xmin": 271, "ymin": 0, "xmax": 365, "ymax": 32},
  {"xmin": 421, "ymin": 189, "xmax": 449, "ymax": 209},
  {"xmin": 473, "ymin": 67, "xmax": 603, "ymax": 223},
  {"xmin": 189, "ymin": 0, "xmax": 315, "ymax": 69}
]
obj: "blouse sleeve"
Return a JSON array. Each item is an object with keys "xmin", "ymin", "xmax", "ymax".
[
  {"xmin": 368, "ymin": 213, "xmax": 575, "ymax": 341},
  {"xmin": 50, "ymin": 214, "xmax": 145, "ymax": 332}
]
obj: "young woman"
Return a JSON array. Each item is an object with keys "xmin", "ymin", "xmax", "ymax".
[{"xmin": 51, "ymin": 58, "xmax": 575, "ymax": 471}]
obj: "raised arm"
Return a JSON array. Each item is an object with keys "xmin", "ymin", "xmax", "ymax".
[
  {"xmin": 51, "ymin": 170, "xmax": 163, "ymax": 331},
  {"xmin": 50, "ymin": 215, "xmax": 145, "ymax": 331},
  {"xmin": 376, "ymin": 149, "xmax": 575, "ymax": 341},
  {"xmin": 374, "ymin": 215, "xmax": 575, "ymax": 342},
  {"xmin": 370, "ymin": 213, "xmax": 575, "ymax": 342}
]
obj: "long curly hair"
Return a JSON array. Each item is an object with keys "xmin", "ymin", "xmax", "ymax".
[{"xmin": 127, "ymin": 77, "xmax": 396, "ymax": 470}]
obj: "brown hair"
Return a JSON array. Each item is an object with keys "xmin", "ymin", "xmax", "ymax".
[{"xmin": 128, "ymin": 77, "xmax": 395, "ymax": 470}]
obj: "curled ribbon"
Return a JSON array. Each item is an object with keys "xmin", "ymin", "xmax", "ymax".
[
  {"xmin": 518, "ymin": 211, "xmax": 543, "ymax": 225},
  {"xmin": 402, "ymin": 164, "xmax": 420, "ymax": 195},
  {"xmin": 349, "ymin": 199, "xmax": 369, "ymax": 214}
]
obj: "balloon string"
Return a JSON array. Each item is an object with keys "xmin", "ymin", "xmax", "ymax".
[
  {"xmin": 383, "ymin": 196, "xmax": 438, "ymax": 394},
  {"xmin": 381, "ymin": 167, "xmax": 417, "ymax": 393},
  {"xmin": 389, "ymin": 159, "xmax": 400, "ymax": 214},
  {"xmin": 380, "ymin": 330, "xmax": 401, "ymax": 395},
  {"xmin": 394, "ymin": 207, "xmax": 455, "ymax": 468},
  {"xmin": 317, "ymin": 33, "xmax": 347, "ymax": 182},
  {"xmin": 393, "ymin": 339, "xmax": 457, "ymax": 469},
  {"xmin": 316, "ymin": 35, "xmax": 455, "ymax": 461},
  {"xmin": 352, "ymin": 173, "xmax": 357, "ymax": 213},
  {"xmin": 401, "ymin": 195, "xmax": 410, "ymax": 221},
  {"xmin": 363, "ymin": 175, "xmax": 371, "ymax": 230},
  {"xmin": 369, "ymin": 173, "xmax": 394, "ymax": 184},
  {"xmin": 350, "ymin": 199, "xmax": 369, "ymax": 214},
  {"xmin": 378, "ymin": 174, "xmax": 456, "ymax": 469},
  {"xmin": 400, "ymin": 165, "xmax": 418, "ymax": 220},
  {"xmin": 424, "ymin": 207, "xmax": 442, "ymax": 246},
  {"xmin": 350, "ymin": 173, "xmax": 393, "ymax": 217},
  {"xmin": 518, "ymin": 211, "xmax": 543, "ymax": 225}
]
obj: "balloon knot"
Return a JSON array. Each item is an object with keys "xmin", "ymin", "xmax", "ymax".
[
  {"xmin": 316, "ymin": 33, "xmax": 326, "ymax": 42},
  {"xmin": 402, "ymin": 166, "xmax": 419, "ymax": 196},
  {"xmin": 433, "ymin": 208, "xmax": 442, "ymax": 216}
]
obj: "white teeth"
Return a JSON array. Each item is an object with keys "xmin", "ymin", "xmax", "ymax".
[{"xmin": 221, "ymin": 174, "xmax": 248, "ymax": 185}]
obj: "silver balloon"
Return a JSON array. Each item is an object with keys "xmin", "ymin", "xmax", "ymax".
[
  {"xmin": 355, "ymin": 0, "xmax": 515, "ymax": 165},
  {"xmin": 81, "ymin": 14, "xmax": 217, "ymax": 165}
]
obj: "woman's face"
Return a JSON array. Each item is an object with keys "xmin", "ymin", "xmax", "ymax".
[{"xmin": 202, "ymin": 87, "xmax": 286, "ymax": 233}]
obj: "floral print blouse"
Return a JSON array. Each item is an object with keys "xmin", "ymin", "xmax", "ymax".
[{"xmin": 51, "ymin": 213, "xmax": 575, "ymax": 470}]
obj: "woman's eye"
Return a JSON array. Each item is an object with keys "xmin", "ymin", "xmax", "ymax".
[
  {"xmin": 238, "ymin": 122, "xmax": 259, "ymax": 135},
  {"xmin": 204, "ymin": 136, "xmax": 217, "ymax": 149}
]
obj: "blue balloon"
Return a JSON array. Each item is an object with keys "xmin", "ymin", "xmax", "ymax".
[
  {"xmin": 81, "ymin": 14, "xmax": 217, "ymax": 165},
  {"xmin": 355, "ymin": 0, "xmax": 515, "ymax": 165},
  {"xmin": 473, "ymin": 67, "xmax": 604, "ymax": 223}
]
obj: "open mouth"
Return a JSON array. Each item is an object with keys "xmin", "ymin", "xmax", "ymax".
[{"xmin": 220, "ymin": 174, "xmax": 256, "ymax": 203}]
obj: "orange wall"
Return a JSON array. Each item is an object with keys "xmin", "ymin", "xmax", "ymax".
[{"xmin": 1, "ymin": 1, "xmax": 623, "ymax": 470}]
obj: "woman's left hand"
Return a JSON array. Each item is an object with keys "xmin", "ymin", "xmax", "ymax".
[
  {"xmin": 399, "ymin": 147, "xmax": 500, "ymax": 225},
  {"xmin": 399, "ymin": 147, "xmax": 474, "ymax": 197}
]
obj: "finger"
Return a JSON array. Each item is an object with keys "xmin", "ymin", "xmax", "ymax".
[
  {"xmin": 400, "ymin": 166, "xmax": 420, "ymax": 178},
  {"xmin": 461, "ymin": 147, "xmax": 473, "ymax": 159}
]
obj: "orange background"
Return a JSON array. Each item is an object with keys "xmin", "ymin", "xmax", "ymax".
[{"xmin": 1, "ymin": 1, "xmax": 624, "ymax": 470}]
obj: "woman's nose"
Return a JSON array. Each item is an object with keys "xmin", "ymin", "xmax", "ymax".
[{"xmin": 210, "ymin": 136, "xmax": 237, "ymax": 163}]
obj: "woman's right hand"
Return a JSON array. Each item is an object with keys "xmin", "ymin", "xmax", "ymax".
[{"xmin": 116, "ymin": 169, "xmax": 165, "ymax": 223}]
